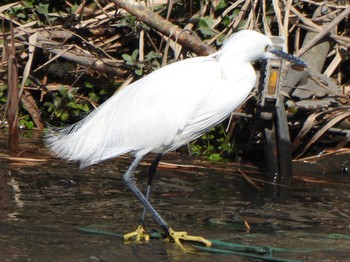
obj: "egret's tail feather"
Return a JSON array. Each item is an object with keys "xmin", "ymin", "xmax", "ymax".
[{"xmin": 44, "ymin": 109, "xmax": 130, "ymax": 168}]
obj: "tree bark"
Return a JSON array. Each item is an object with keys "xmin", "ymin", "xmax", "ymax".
[
  {"xmin": 6, "ymin": 21, "xmax": 19, "ymax": 154},
  {"xmin": 7, "ymin": 54, "xmax": 19, "ymax": 154},
  {"xmin": 111, "ymin": 0, "xmax": 215, "ymax": 56}
]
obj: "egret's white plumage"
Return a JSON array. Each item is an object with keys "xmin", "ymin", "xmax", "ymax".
[
  {"xmin": 45, "ymin": 29, "xmax": 306, "ymax": 247},
  {"xmin": 47, "ymin": 30, "xmax": 274, "ymax": 167}
]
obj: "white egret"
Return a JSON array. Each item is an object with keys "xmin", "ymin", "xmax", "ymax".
[{"xmin": 45, "ymin": 29, "xmax": 306, "ymax": 249}]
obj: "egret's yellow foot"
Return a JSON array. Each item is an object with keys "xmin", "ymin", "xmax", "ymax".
[
  {"xmin": 124, "ymin": 225, "xmax": 150, "ymax": 242},
  {"xmin": 165, "ymin": 227, "xmax": 212, "ymax": 250}
]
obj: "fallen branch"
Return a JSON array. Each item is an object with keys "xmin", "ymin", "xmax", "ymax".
[
  {"xmin": 35, "ymin": 31, "xmax": 128, "ymax": 76},
  {"xmin": 110, "ymin": 0, "xmax": 215, "ymax": 56}
]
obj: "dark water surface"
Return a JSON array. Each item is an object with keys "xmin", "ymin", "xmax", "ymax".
[{"xmin": 1, "ymin": 132, "xmax": 350, "ymax": 261}]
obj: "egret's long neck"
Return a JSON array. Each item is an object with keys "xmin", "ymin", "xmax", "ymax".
[{"xmin": 215, "ymin": 50, "xmax": 257, "ymax": 85}]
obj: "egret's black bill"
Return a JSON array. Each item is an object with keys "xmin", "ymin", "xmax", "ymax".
[{"xmin": 270, "ymin": 49, "xmax": 307, "ymax": 67}]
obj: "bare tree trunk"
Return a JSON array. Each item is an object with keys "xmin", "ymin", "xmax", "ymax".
[{"xmin": 6, "ymin": 30, "xmax": 19, "ymax": 153}]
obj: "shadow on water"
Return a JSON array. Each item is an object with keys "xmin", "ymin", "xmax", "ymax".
[{"xmin": 0, "ymin": 131, "xmax": 350, "ymax": 261}]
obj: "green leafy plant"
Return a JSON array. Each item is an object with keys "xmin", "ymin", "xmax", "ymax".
[
  {"xmin": 122, "ymin": 49, "xmax": 144, "ymax": 76},
  {"xmin": 0, "ymin": 84, "xmax": 7, "ymax": 103},
  {"xmin": 190, "ymin": 125, "xmax": 235, "ymax": 161},
  {"xmin": 198, "ymin": 16, "xmax": 216, "ymax": 37},
  {"xmin": 122, "ymin": 50, "xmax": 162, "ymax": 76},
  {"xmin": 44, "ymin": 86, "xmax": 90, "ymax": 123},
  {"xmin": 19, "ymin": 114, "xmax": 34, "ymax": 129}
]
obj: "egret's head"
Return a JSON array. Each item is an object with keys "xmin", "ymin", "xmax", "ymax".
[{"xmin": 220, "ymin": 30, "xmax": 306, "ymax": 67}]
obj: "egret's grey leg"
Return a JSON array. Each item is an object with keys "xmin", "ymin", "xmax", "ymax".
[
  {"xmin": 123, "ymin": 155, "xmax": 170, "ymax": 235},
  {"xmin": 124, "ymin": 155, "xmax": 212, "ymax": 249},
  {"xmin": 141, "ymin": 154, "xmax": 162, "ymax": 223}
]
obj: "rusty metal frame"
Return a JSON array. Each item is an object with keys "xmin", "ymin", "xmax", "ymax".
[{"xmin": 257, "ymin": 36, "xmax": 293, "ymax": 198}]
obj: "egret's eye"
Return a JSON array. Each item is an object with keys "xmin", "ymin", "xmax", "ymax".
[{"xmin": 264, "ymin": 45, "xmax": 270, "ymax": 52}]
